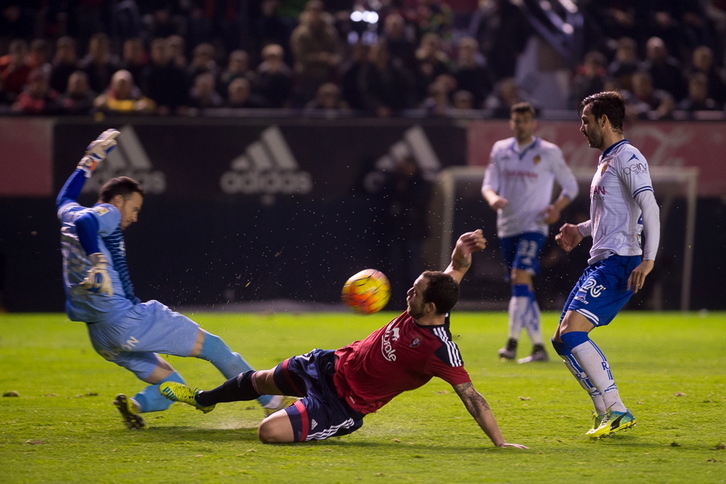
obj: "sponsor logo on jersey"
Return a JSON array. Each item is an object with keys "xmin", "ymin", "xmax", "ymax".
[
  {"xmin": 503, "ymin": 169, "xmax": 538, "ymax": 179},
  {"xmin": 622, "ymin": 162, "xmax": 648, "ymax": 176},
  {"xmin": 220, "ymin": 125, "xmax": 312, "ymax": 203},
  {"xmin": 83, "ymin": 126, "xmax": 166, "ymax": 195},
  {"xmin": 591, "ymin": 185, "xmax": 606, "ymax": 196},
  {"xmin": 381, "ymin": 322, "xmax": 399, "ymax": 361}
]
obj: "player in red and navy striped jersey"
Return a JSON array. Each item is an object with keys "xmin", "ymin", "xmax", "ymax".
[{"xmin": 161, "ymin": 230, "xmax": 528, "ymax": 449}]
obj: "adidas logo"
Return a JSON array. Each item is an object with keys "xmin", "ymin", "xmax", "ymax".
[
  {"xmin": 363, "ymin": 125, "xmax": 441, "ymax": 191},
  {"xmin": 82, "ymin": 125, "xmax": 166, "ymax": 195},
  {"xmin": 220, "ymin": 125, "xmax": 312, "ymax": 201}
]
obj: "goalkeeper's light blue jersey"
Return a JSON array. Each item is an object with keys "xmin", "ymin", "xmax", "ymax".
[{"xmin": 57, "ymin": 201, "xmax": 135, "ymax": 323}]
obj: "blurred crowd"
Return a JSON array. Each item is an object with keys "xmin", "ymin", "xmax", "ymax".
[{"xmin": 2, "ymin": 0, "xmax": 726, "ymax": 119}]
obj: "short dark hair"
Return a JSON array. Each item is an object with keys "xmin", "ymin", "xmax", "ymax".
[
  {"xmin": 98, "ymin": 176, "xmax": 145, "ymax": 203},
  {"xmin": 579, "ymin": 91, "xmax": 625, "ymax": 133},
  {"xmin": 510, "ymin": 101, "xmax": 536, "ymax": 117},
  {"xmin": 421, "ymin": 271, "xmax": 459, "ymax": 315}
]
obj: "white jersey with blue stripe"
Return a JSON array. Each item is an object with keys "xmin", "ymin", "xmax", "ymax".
[
  {"xmin": 58, "ymin": 201, "xmax": 134, "ymax": 323},
  {"xmin": 482, "ymin": 136, "xmax": 578, "ymax": 238},
  {"xmin": 587, "ymin": 139, "xmax": 653, "ymax": 263}
]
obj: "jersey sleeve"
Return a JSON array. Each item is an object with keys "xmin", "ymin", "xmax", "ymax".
[
  {"xmin": 550, "ymin": 146, "xmax": 579, "ymax": 200},
  {"xmin": 481, "ymin": 143, "xmax": 501, "ymax": 194}
]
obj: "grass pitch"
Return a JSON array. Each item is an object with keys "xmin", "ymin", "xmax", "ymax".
[{"xmin": 1, "ymin": 311, "xmax": 724, "ymax": 483}]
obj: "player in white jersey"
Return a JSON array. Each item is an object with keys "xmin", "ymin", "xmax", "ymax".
[
  {"xmin": 56, "ymin": 130, "xmax": 290, "ymax": 429},
  {"xmin": 482, "ymin": 102, "xmax": 578, "ymax": 364},
  {"xmin": 554, "ymin": 91, "xmax": 661, "ymax": 438}
]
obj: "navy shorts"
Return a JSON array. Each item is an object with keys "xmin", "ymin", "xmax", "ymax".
[
  {"xmin": 559, "ymin": 255, "xmax": 642, "ymax": 327},
  {"xmin": 273, "ymin": 349, "xmax": 364, "ymax": 442},
  {"xmin": 499, "ymin": 232, "xmax": 547, "ymax": 277}
]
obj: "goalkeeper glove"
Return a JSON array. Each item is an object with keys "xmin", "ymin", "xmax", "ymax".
[
  {"xmin": 80, "ymin": 252, "xmax": 113, "ymax": 296},
  {"xmin": 77, "ymin": 128, "xmax": 120, "ymax": 177}
]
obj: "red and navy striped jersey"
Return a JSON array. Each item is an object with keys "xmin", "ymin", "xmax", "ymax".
[{"xmin": 333, "ymin": 312, "xmax": 471, "ymax": 415}]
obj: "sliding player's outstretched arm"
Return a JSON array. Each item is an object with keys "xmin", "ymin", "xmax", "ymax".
[
  {"xmin": 445, "ymin": 229, "xmax": 487, "ymax": 284},
  {"xmin": 454, "ymin": 382, "xmax": 528, "ymax": 449}
]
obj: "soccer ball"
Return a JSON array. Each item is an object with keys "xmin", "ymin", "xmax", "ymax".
[{"xmin": 341, "ymin": 269, "xmax": 391, "ymax": 314}]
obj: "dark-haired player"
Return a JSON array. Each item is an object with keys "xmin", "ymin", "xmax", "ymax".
[
  {"xmin": 554, "ymin": 91, "xmax": 660, "ymax": 438},
  {"xmin": 161, "ymin": 230, "xmax": 527, "ymax": 449},
  {"xmin": 56, "ymin": 130, "xmax": 290, "ymax": 429}
]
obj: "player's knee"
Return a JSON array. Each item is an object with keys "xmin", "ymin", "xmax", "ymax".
[{"xmin": 258, "ymin": 417, "xmax": 294, "ymax": 444}]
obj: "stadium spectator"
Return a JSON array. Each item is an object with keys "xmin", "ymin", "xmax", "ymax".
[
  {"xmin": 554, "ymin": 91, "xmax": 660, "ymax": 439},
  {"xmin": 11, "ymin": 68, "xmax": 59, "ymax": 114},
  {"xmin": 55, "ymin": 130, "xmax": 291, "ymax": 430},
  {"xmin": 687, "ymin": 45, "xmax": 726, "ymax": 105},
  {"xmin": 166, "ymin": 34, "xmax": 187, "ymax": 69},
  {"xmin": 677, "ymin": 72, "xmax": 722, "ymax": 113},
  {"xmin": 0, "ymin": 39, "xmax": 32, "ymax": 100},
  {"xmin": 606, "ymin": 36, "xmax": 641, "ymax": 92},
  {"xmin": 359, "ymin": 39, "xmax": 415, "ymax": 117},
  {"xmin": 623, "ymin": 70, "xmax": 676, "ymax": 120},
  {"xmin": 218, "ymin": 50, "xmax": 257, "ymax": 98},
  {"xmin": 289, "ymin": 0, "xmax": 342, "ymax": 105},
  {"xmin": 569, "ymin": 51, "xmax": 608, "ymax": 110},
  {"xmin": 141, "ymin": 3, "xmax": 187, "ymax": 41},
  {"xmin": 141, "ymin": 37, "xmax": 189, "ymax": 116},
  {"xmin": 452, "ymin": 36, "xmax": 493, "ymax": 109},
  {"xmin": 94, "ymin": 69, "xmax": 155, "ymax": 115},
  {"xmin": 57, "ymin": 70, "xmax": 96, "ymax": 115},
  {"xmin": 49, "ymin": 36, "xmax": 79, "ymax": 94},
  {"xmin": 414, "ymin": 32, "xmax": 450, "ymax": 104},
  {"xmin": 642, "ymin": 36, "xmax": 688, "ymax": 102},
  {"xmin": 380, "ymin": 12, "xmax": 418, "ymax": 75},
  {"xmin": 79, "ymin": 32, "xmax": 120, "ymax": 94},
  {"xmin": 251, "ymin": 0, "xmax": 295, "ymax": 63},
  {"xmin": 303, "ymin": 81, "xmax": 349, "ymax": 114},
  {"xmin": 420, "ymin": 76, "xmax": 454, "ymax": 117},
  {"xmin": 120, "ymin": 37, "xmax": 148, "ymax": 84},
  {"xmin": 482, "ymin": 101, "xmax": 578, "ymax": 364},
  {"xmin": 339, "ymin": 41, "xmax": 369, "ymax": 111},
  {"xmin": 27, "ymin": 38, "xmax": 51, "ymax": 76},
  {"xmin": 255, "ymin": 43, "xmax": 293, "ymax": 108},
  {"xmin": 484, "ymin": 77, "xmax": 527, "ymax": 118},
  {"xmin": 224, "ymin": 77, "xmax": 264, "ymax": 108},
  {"xmin": 188, "ymin": 72, "xmax": 223, "ymax": 111},
  {"xmin": 159, "ymin": 230, "xmax": 528, "ymax": 449},
  {"xmin": 452, "ymin": 89, "xmax": 474, "ymax": 110},
  {"xmin": 187, "ymin": 42, "xmax": 219, "ymax": 80}
]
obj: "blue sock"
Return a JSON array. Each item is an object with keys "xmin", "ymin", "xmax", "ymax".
[
  {"xmin": 134, "ymin": 371, "xmax": 185, "ymax": 413},
  {"xmin": 560, "ymin": 331, "xmax": 590, "ymax": 350},
  {"xmin": 198, "ymin": 332, "xmax": 272, "ymax": 407}
]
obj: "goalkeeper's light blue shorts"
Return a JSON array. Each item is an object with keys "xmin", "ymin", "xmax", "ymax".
[
  {"xmin": 86, "ymin": 299, "xmax": 200, "ymax": 380},
  {"xmin": 558, "ymin": 255, "xmax": 642, "ymax": 327}
]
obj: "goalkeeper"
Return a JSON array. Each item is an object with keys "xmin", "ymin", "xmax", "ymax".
[{"xmin": 56, "ymin": 129, "xmax": 289, "ymax": 429}]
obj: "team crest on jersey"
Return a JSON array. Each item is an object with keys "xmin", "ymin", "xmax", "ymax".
[
  {"xmin": 410, "ymin": 337, "xmax": 421, "ymax": 347},
  {"xmin": 533, "ymin": 154, "xmax": 541, "ymax": 165},
  {"xmin": 600, "ymin": 161, "xmax": 610, "ymax": 175},
  {"xmin": 93, "ymin": 206, "xmax": 110, "ymax": 216}
]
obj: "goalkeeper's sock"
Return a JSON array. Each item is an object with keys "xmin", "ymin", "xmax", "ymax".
[
  {"xmin": 198, "ymin": 332, "xmax": 272, "ymax": 407},
  {"xmin": 133, "ymin": 371, "xmax": 185, "ymax": 413},
  {"xmin": 196, "ymin": 371, "xmax": 261, "ymax": 407}
]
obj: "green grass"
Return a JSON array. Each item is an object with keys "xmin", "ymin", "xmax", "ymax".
[{"xmin": 1, "ymin": 311, "xmax": 724, "ymax": 483}]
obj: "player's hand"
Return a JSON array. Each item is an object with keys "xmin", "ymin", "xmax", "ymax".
[
  {"xmin": 497, "ymin": 442, "xmax": 529, "ymax": 449},
  {"xmin": 555, "ymin": 223, "xmax": 583, "ymax": 252},
  {"xmin": 489, "ymin": 195, "xmax": 508, "ymax": 210},
  {"xmin": 80, "ymin": 252, "xmax": 113, "ymax": 296},
  {"xmin": 627, "ymin": 259, "xmax": 654, "ymax": 293},
  {"xmin": 541, "ymin": 204, "xmax": 561, "ymax": 225},
  {"xmin": 458, "ymin": 229, "xmax": 487, "ymax": 254},
  {"xmin": 77, "ymin": 129, "xmax": 120, "ymax": 176}
]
